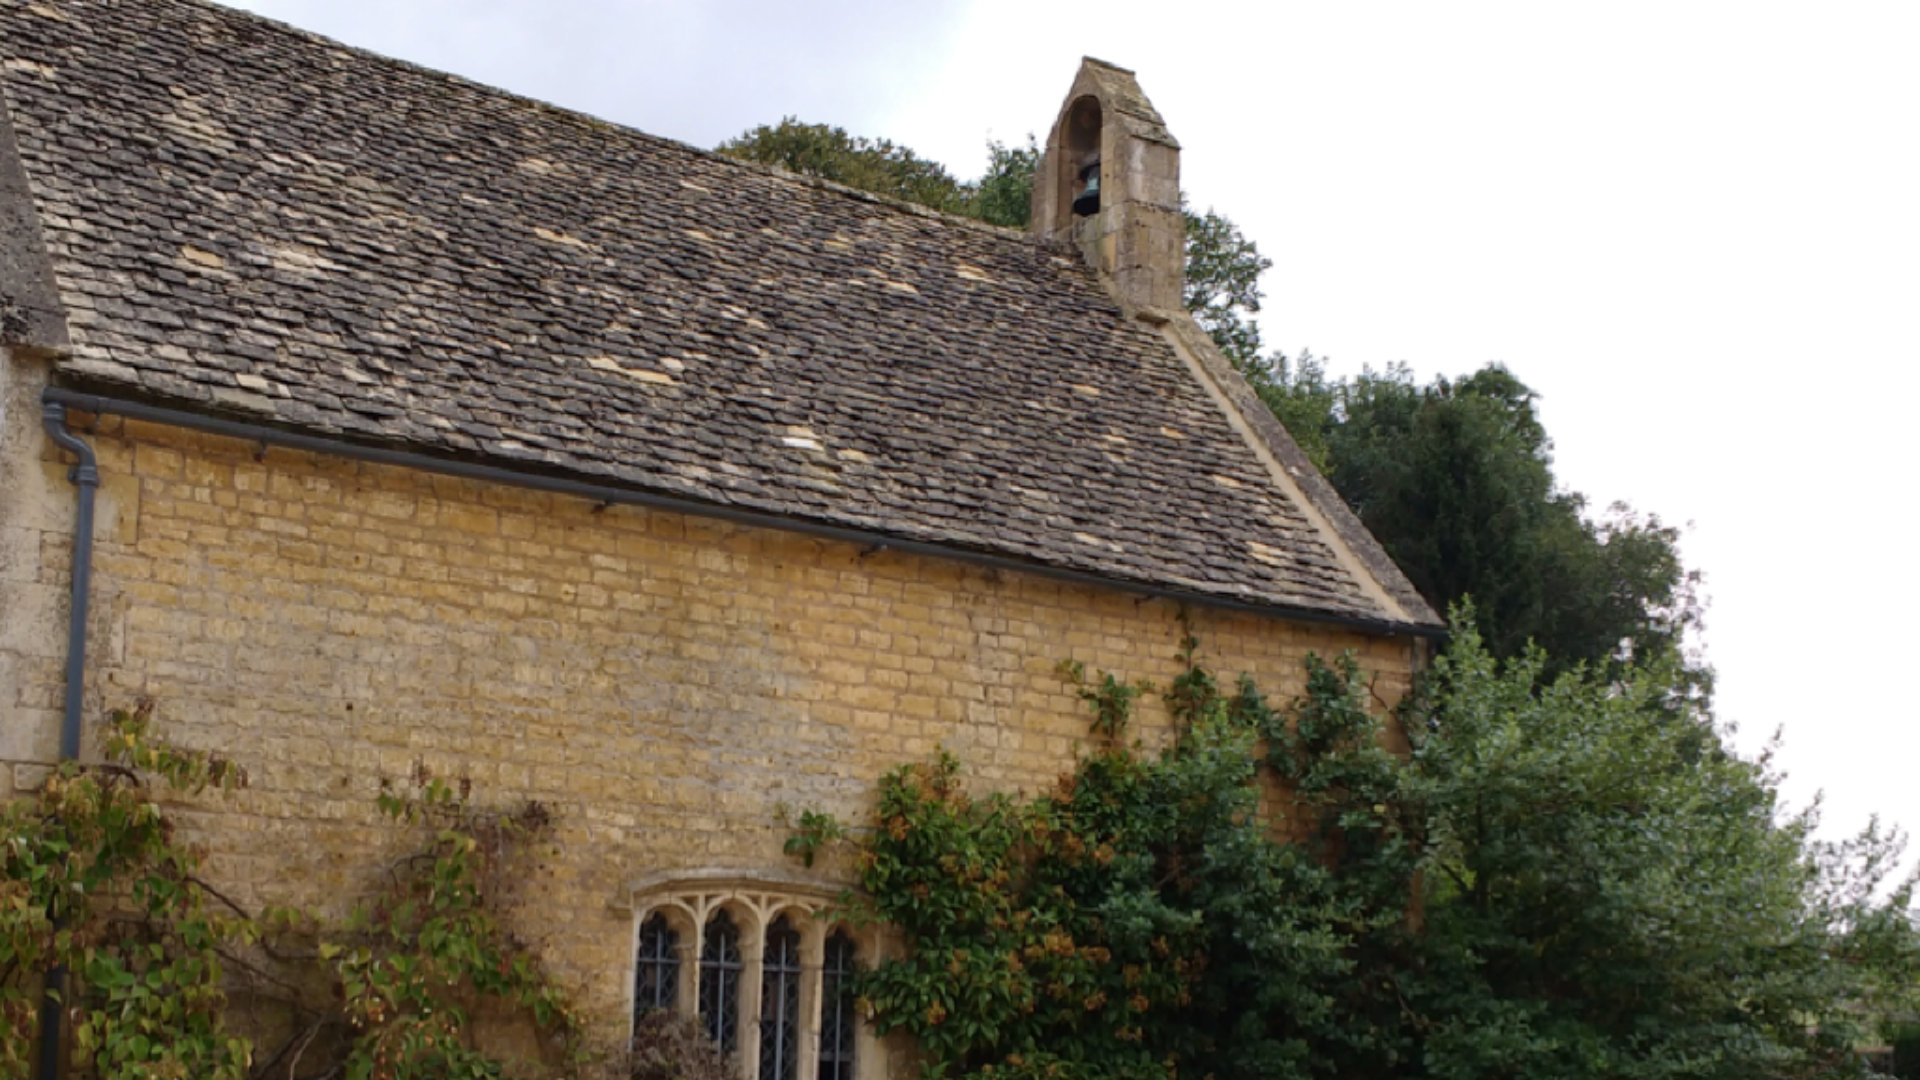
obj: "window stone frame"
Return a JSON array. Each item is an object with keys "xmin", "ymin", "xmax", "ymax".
[{"xmin": 621, "ymin": 871, "xmax": 888, "ymax": 1080}]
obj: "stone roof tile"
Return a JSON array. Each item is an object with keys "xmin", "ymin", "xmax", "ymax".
[{"xmin": 0, "ymin": 0, "xmax": 1439, "ymax": 630}]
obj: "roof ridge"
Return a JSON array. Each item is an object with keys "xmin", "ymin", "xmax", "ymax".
[
  {"xmin": 5, "ymin": 0, "xmax": 1431, "ymax": 631},
  {"xmin": 170, "ymin": 0, "xmax": 1036, "ymax": 249},
  {"xmin": 704, "ymin": 155, "xmax": 1037, "ymax": 243}
]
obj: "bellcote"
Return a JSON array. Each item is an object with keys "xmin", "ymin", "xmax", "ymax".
[{"xmin": 1030, "ymin": 58, "xmax": 1183, "ymax": 315}]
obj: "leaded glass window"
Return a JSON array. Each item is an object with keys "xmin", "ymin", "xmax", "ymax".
[
  {"xmin": 634, "ymin": 913, "xmax": 679, "ymax": 1020},
  {"xmin": 759, "ymin": 915, "xmax": 803, "ymax": 1080},
  {"xmin": 699, "ymin": 910, "xmax": 744, "ymax": 1052},
  {"xmin": 818, "ymin": 930, "xmax": 858, "ymax": 1080}
]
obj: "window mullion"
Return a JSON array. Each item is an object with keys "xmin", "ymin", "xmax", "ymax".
[
  {"xmin": 797, "ymin": 921, "xmax": 824, "ymax": 1080},
  {"xmin": 737, "ymin": 913, "xmax": 766, "ymax": 1080}
]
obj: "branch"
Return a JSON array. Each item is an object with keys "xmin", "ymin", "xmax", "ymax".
[
  {"xmin": 189, "ymin": 874, "xmax": 255, "ymax": 920},
  {"xmin": 75, "ymin": 761, "xmax": 147, "ymax": 788},
  {"xmin": 249, "ymin": 1017, "xmax": 337, "ymax": 1080},
  {"xmin": 284, "ymin": 1022, "xmax": 324, "ymax": 1080},
  {"xmin": 1366, "ymin": 674, "xmax": 1395, "ymax": 713},
  {"xmin": 214, "ymin": 944, "xmax": 313, "ymax": 1002}
]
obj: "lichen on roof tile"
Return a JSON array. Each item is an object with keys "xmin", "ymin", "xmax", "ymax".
[{"xmin": 0, "ymin": 0, "xmax": 1430, "ymax": 628}]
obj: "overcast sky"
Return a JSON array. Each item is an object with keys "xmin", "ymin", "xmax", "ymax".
[{"xmin": 224, "ymin": 0, "xmax": 1920, "ymax": 853}]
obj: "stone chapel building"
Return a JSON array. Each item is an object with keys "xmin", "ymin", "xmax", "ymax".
[{"xmin": 0, "ymin": 0, "xmax": 1442, "ymax": 1075}]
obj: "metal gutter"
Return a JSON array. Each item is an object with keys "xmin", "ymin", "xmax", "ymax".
[
  {"xmin": 42, "ymin": 386, "xmax": 1447, "ymax": 641},
  {"xmin": 37, "ymin": 399, "xmax": 98, "ymax": 1080}
]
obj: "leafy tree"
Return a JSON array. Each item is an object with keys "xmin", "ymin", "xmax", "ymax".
[
  {"xmin": 1410, "ymin": 623, "xmax": 1910, "ymax": 1080},
  {"xmin": 1272, "ymin": 361, "xmax": 1708, "ymax": 693},
  {"xmin": 718, "ymin": 118, "xmax": 974, "ymax": 214},
  {"xmin": 971, "ymin": 137, "xmax": 1040, "ymax": 228},
  {"xmin": 717, "ymin": 122, "xmax": 1037, "ymax": 228},
  {"xmin": 1255, "ymin": 351, "xmax": 1339, "ymax": 471},
  {"xmin": 1183, "ymin": 206, "xmax": 1271, "ymax": 368},
  {"xmin": 787, "ymin": 623, "xmax": 1917, "ymax": 1080}
]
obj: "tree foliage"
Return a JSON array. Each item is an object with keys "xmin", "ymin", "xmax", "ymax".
[
  {"xmin": 1271, "ymin": 359, "xmax": 1709, "ymax": 693},
  {"xmin": 789, "ymin": 624, "xmax": 1917, "ymax": 1080},
  {"xmin": 718, "ymin": 119, "xmax": 975, "ymax": 215},
  {"xmin": 0, "ymin": 701, "xmax": 255, "ymax": 1078},
  {"xmin": 1182, "ymin": 207, "xmax": 1271, "ymax": 368},
  {"xmin": 717, "ymin": 121, "xmax": 1038, "ymax": 228},
  {"xmin": 1412, "ymin": 627, "xmax": 1911, "ymax": 1079},
  {"xmin": 970, "ymin": 138, "xmax": 1041, "ymax": 229}
]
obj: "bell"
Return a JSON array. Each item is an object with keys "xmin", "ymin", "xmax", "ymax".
[{"xmin": 1071, "ymin": 162, "xmax": 1100, "ymax": 217}]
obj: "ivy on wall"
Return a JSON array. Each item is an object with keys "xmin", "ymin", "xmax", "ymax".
[
  {"xmin": 787, "ymin": 621, "xmax": 1919, "ymax": 1080},
  {"xmin": 0, "ymin": 702, "xmax": 255, "ymax": 1078},
  {"xmin": 0, "ymin": 703, "xmax": 585, "ymax": 1080},
  {"xmin": 785, "ymin": 630, "xmax": 1418, "ymax": 1080},
  {"xmin": 6, "ymin": 620, "xmax": 1912, "ymax": 1080}
]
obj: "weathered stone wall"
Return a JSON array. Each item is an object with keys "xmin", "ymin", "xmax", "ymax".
[
  {"xmin": 0, "ymin": 395, "xmax": 1421, "ymax": 1045},
  {"xmin": 1, "ymin": 352, "xmax": 143, "ymax": 793}
]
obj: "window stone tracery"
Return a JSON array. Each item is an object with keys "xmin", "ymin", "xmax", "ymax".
[
  {"xmin": 760, "ymin": 915, "xmax": 803, "ymax": 1080},
  {"xmin": 634, "ymin": 912, "xmax": 679, "ymax": 1017},
  {"xmin": 625, "ymin": 875, "xmax": 884, "ymax": 1080},
  {"xmin": 818, "ymin": 930, "xmax": 859, "ymax": 1080},
  {"xmin": 700, "ymin": 909, "xmax": 745, "ymax": 1053}
]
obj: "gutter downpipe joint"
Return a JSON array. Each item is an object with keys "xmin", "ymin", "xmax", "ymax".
[{"xmin": 38, "ymin": 399, "xmax": 98, "ymax": 1080}]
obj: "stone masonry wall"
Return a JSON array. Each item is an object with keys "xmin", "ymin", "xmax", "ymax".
[{"xmin": 0, "ymin": 383, "xmax": 1421, "ymax": 1045}]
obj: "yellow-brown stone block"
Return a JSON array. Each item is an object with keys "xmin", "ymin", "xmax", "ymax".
[{"xmin": 0, "ymin": 413, "xmax": 1421, "ymax": 1050}]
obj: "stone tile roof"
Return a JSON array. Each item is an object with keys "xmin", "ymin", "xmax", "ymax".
[{"xmin": 0, "ymin": 0, "xmax": 1438, "ymax": 630}]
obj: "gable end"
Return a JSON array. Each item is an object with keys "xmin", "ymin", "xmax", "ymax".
[{"xmin": 0, "ymin": 85, "xmax": 66, "ymax": 353}]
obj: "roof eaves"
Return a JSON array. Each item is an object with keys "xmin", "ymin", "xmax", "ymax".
[{"xmin": 45, "ymin": 381, "xmax": 1447, "ymax": 640}]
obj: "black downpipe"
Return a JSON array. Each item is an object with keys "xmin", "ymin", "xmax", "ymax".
[
  {"xmin": 41, "ymin": 400, "xmax": 96, "ymax": 760},
  {"xmin": 38, "ymin": 400, "xmax": 98, "ymax": 1080}
]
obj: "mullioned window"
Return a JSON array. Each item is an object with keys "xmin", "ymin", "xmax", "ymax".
[{"xmin": 625, "ymin": 876, "xmax": 878, "ymax": 1080}]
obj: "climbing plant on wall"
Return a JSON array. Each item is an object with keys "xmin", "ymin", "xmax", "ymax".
[
  {"xmin": 786, "ymin": 633, "xmax": 1425, "ymax": 1080},
  {"xmin": 302, "ymin": 772, "xmax": 586, "ymax": 1080},
  {"xmin": 0, "ymin": 704, "xmax": 587, "ymax": 1080},
  {"xmin": 787, "ymin": 620, "xmax": 1918, "ymax": 1080},
  {"xmin": 0, "ymin": 701, "xmax": 255, "ymax": 1078}
]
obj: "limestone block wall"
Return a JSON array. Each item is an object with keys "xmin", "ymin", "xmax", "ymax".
[
  {"xmin": 0, "ymin": 352, "xmax": 144, "ymax": 792},
  {"xmin": 0, "ymin": 384, "xmax": 1422, "ymax": 1048}
]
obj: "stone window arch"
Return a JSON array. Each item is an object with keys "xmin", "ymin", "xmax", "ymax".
[
  {"xmin": 817, "ymin": 929, "xmax": 859, "ymax": 1080},
  {"xmin": 759, "ymin": 913, "xmax": 804, "ymax": 1080},
  {"xmin": 634, "ymin": 912, "xmax": 680, "ymax": 1017},
  {"xmin": 622, "ymin": 872, "xmax": 890, "ymax": 1080},
  {"xmin": 700, "ymin": 907, "xmax": 747, "ymax": 1053},
  {"xmin": 632, "ymin": 897, "xmax": 700, "ymax": 1030}
]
